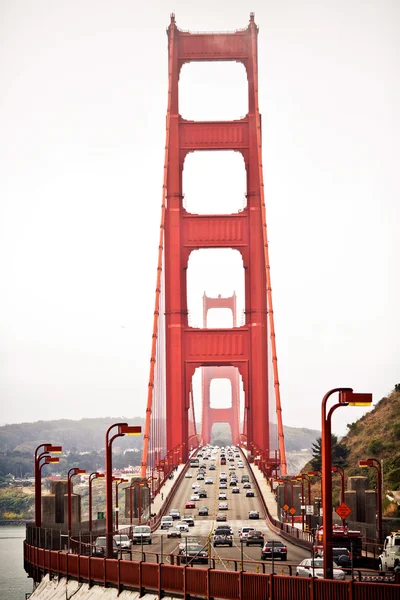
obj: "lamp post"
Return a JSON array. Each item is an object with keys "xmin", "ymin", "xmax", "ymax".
[
  {"xmin": 292, "ymin": 477, "xmax": 305, "ymax": 530},
  {"xmin": 321, "ymin": 388, "xmax": 372, "ymax": 579},
  {"xmin": 114, "ymin": 478, "xmax": 128, "ymax": 531},
  {"xmin": 332, "ymin": 465, "xmax": 346, "ymax": 525},
  {"xmin": 67, "ymin": 467, "xmax": 86, "ymax": 535},
  {"xmin": 89, "ymin": 472, "xmax": 105, "ymax": 532},
  {"xmin": 298, "ymin": 474, "xmax": 312, "ymax": 531},
  {"xmin": 34, "ymin": 444, "xmax": 62, "ymax": 527},
  {"xmin": 359, "ymin": 458, "xmax": 382, "ymax": 543},
  {"xmin": 105, "ymin": 423, "xmax": 141, "ymax": 558}
]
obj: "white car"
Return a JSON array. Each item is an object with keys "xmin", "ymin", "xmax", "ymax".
[
  {"xmin": 218, "ymin": 492, "xmax": 227, "ymax": 500},
  {"xmin": 237, "ymin": 462, "xmax": 244, "ymax": 468},
  {"xmin": 218, "ymin": 502, "xmax": 228, "ymax": 510},
  {"xmin": 296, "ymin": 558, "xmax": 345, "ymax": 580},
  {"xmin": 191, "ymin": 493, "xmax": 200, "ymax": 501},
  {"xmin": 185, "ymin": 472, "xmax": 193, "ymax": 478},
  {"xmin": 192, "ymin": 482, "xmax": 200, "ymax": 489},
  {"xmin": 176, "ymin": 521, "xmax": 189, "ymax": 532}
]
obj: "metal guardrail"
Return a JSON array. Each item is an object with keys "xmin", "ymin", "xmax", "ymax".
[{"xmin": 24, "ymin": 541, "xmax": 400, "ymax": 599}]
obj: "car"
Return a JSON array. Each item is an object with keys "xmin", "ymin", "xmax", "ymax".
[
  {"xmin": 179, "ymin": 544, "xmax": 209, "ymax": 564},
  {"xmin": 214, "ymin": 534, "xmax": 233, "ymax": 547},
  {"xmin": 192, "ymin": 482, "xmax": 200, "ymax": 489},
  {"xmin": 182, "ymin": 515, "xmax": 195, "ymax": 527},
  {"xmin": 232, "ymin": 487, "xmax": 240, "ymax": 494},
  {"xmin": 241, "ymin": 475, "xmax": 249, "ymax": 483},
  {"xmin": 219, "ymin": 482, "xmax": 227, "ymax": 489},
  {"xmin": 239, "ymin": 527, "xmax": 255, "ymax": 542},
  {"xmin": 209, "ymin": 464, "xmax": 216, "ymax": 470},
  {"xmin": 219, "ymin": 472, "xmax": 227, "ymax": 478},
  {"xmin": 185, "ymin": 472, "xmax": 193, "ymax": 478},
  {"xmin": 218, "ymin": 492, "xmax": 227, "ymax": 500},
  {"xmin": 246, "ymin": 491, "xmax": 255, "ymax": 497},
  {"xmin": 213, "ymin": 525, "xmax": 233, "ymax": 536},
  {"xmin": 246, "ymin": 531, "xmax": 264, "ymax": 546},
  {"xmin": 179, "ymin": 537, "xmax": 198, "ymax": 551},
  {"xmin": 229, "ymin": 480, "xmax": 237, "ymax": 487},
  {"xmin": 197, "ymin": 474, "xmax": 204, "ymax": 480},
  {"xmin": 296, "ymin": 558, "xmax": 345, "ymax": 580},
  {"xmin": 167, "ymin": 527, "xmax": 182, "ymax": 538},
  {"xmin": 237, "ymin": 462, "xmax": 244, "ymax": 468},
  {"xmin": 229, "ymin": 465, "xmax": 236, "ymax": 470},
  {"xmin": 185, "ymin": 500, "xmax": 195, "ymax": 509},
  {"xmin": 198, "ymin": 506, "xmax": 209, "ymax": 516},
  {"xmin": 331, "ymin": 548, "xmax": 352, "ymax": 568},
  {"xmin": 114, "ymin": 534, "xmax": 132, "ymax": 550},
  {"xmin": 243, "ymin": 482, "xmax": 251, "ymax": 489},
  {"xmin": 132, "ymin": 525, "xmax": 152, "ymax": 545},
  {"xmin": 160, "ymin": 516, "xmax": 174, "ymax": 529},
  {"xmin": 190, "ymin": 493, "xmax": 200, "ymax": 501},
  {"xmin": 216, "ymin": 513, "xmax": 227, "ymax": 522},
  {"xmin": 169, "ymin": 509, "xmax": 181, "ymax": 520},
  {"xmin": 198, "ymin": 489, "xmax": 207, "ymax": 498},
  {"xmin": 176, "ymin": 521, "xmax": 189, "ymax": 532},
  {"xmin": 261, "ymin": 540, "xmax": 287, "ymax": 560},
  {"xmin": 218, "ymin": 502, "xmax": 228, "ymax": 510},
  {"xmin": 93, "ymin": 536, "xmax": 118, "ymax": 557},
  {"xmin": 249, "ymin": 510, "xmax": 259, "ymax": 519},
  {"xmin": 205, "ymin": 478, "xmax": 213, "ymax": 485}
]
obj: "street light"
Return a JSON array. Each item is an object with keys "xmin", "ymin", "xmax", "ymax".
[
  {"xmin": 114, "ymin": 478, "xmax": 128, "ymax": 531},
  {"xmin": 34, "ymin": 444, "xmax": 62, "ymax": 527},
  {"xmin": 359, "ymin": 458, "xmax": 382, "ymax": 543},
  {"xmin": 297, "ymin": 474, "xmax": 312, "ymax": 531},
  {"xmin": 105, "ymin": 423, "xmax": 141, "ymax": 558},
  {"xmin": 89, "ymin": 472, "xmax": 105, "ymax": 532},
  {"xmin": 321, "ymin": 388, "xmax": 372, "ymax": 579},
  {"xmin": 332, "ymin": 465, "xmax": 346, "ymax": 525},
  {"xmin": 292, "ymin": 477, "xmax": 305, "ymax": 530},
  {"xmin": 67, "ymin": 467, "xmax": 86, "ymax": 535}
]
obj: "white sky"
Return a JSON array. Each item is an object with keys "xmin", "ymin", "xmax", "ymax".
[{"xmin": 1, "ymin": 1, "xmax": 399, "ymax": 437}]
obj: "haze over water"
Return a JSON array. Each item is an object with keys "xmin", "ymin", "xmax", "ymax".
[{"xmin": 0, "ymin": 526, "xmax": 33, "ymax": 600}]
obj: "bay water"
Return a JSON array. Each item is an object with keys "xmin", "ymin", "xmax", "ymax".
[{"xmin": 0, "ymin": 526, "xmax": 34, "ymax": 600}]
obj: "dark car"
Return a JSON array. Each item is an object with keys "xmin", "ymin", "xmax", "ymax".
[
  {"xmin": 214, "ymin": 525, "xmax": 233, "ymax": 536},
  {"xmin": 241, "ymin": 475, "xmax": 250, "ymax": 483},
  {"xmin": 198, "ymin": 506, "xmax": 209, "ymax": 516},
  {"xmin": 229, "ymin": 480, "xmax": 237, "ymax": 486},
  {"xmin": 245, "ymin": 490, "xmax": 255, "ymax": 497},
  {"xmin": 332, "ymin": 548, "xmax": 351, "ymax": 568},
  {"xmin": 214, "ymin": 534, "xmax": 233, "ymax": 547},
  {"xmin": 179, "ymin": 543, "xmax": 209, "ymax": 564},
  {"xmin": 261, "ymin": 540, "xmax": 287, "ymax": 561},
  {"xmin": 198, "ymin": 489, "xmax": 207, "ymax": 498},
  {"xmin": 93, "ymin": 536, "xmax": 118, "ymax": 557},
  {"xmin": 246, "ymin": 531, "xmax": 264, "ymax": 546}
]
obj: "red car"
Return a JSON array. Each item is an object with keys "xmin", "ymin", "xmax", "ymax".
[{"xmin": 185, "ymin": 500, "xmax": 195, "ymax": 509}]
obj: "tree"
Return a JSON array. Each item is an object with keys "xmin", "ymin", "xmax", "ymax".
[{"xmin": 311, "ymin": 435, "xmax": 349, "ymax": 471}]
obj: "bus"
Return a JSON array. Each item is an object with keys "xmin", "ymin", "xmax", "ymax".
[{"xmin": 190, "ymin": 458, "xmax": 199, "ymax": 468}]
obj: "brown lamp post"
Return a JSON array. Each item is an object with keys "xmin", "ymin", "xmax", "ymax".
[
  {"xmin": 321, "ymin": 388, "xmax": 372, "ymax": 579},
  {"xmin": 332, "ymin": 465, "xmax": 346, "ymax": 525},
  {"xmin": 88, "ymin": 472, "xmax": 105, "ymax": 532},
  {"xmin": 67, "ymin": 467, "xmax": 86, "ymax": 535},
  {"xmin": 34, "ymin": 444, "xmax": 62, "ymax": 527},
  {"xmin": 105, "ymin": 423, "xmax": 141, "ymax": 558},
  {"xmin": 359, "ymin": 458, "xmax": 382, "ymax": 543},
  {"xmin": 115, "ymin": 478, "xmax": 128, "ymax": 531}
]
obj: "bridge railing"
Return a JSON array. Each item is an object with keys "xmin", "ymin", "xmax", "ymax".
[{"xmin": 24, "ymin": 540, "xmax": 399, "ymax": 600}]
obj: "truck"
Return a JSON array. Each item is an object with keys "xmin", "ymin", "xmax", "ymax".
[
  {"xmin": 379, "ymin": 531, "xmax": 400, "ymax": 571},
  {"xmin": 313, "ymin": 524, "xmax": 363, "ymax": 564}
]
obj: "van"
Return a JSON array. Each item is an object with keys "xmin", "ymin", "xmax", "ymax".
[
  {"xmin": 160, "ymin": 516, "xmax": 173, "ymax": 530},
  {"xmin": 132, "ymin": 525, "xmax": 152, "ymax": 544}
]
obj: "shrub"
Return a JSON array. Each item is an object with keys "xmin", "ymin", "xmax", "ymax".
[{"xmin": 367, "ymin": 439, "xmax": 384, "ymax": 455}]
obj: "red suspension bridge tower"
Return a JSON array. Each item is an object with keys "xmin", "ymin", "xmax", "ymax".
[
  {"xmin": 141, "ymin": 14, "xmax": 287, "ymax": 478},
  {"xmin": 201, "ymin": 293, "xmax": 241, "ymax": 446}
]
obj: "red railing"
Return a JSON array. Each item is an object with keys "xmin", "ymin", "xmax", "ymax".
[{"xmin": 24, "ymin": 542, "xmax": 399, "ymax": 600}]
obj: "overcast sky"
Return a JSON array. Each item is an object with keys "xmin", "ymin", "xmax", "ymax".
[{"xmin": 1, "ymin": 1, "xmax": 399, "ymax": 438}]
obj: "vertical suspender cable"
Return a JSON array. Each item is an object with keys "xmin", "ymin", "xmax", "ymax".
[
  {"xmin": 250, "ymin": 20, "xmax": 287, "ymax": 475},
  {"xmin": 140, "ymin": 24, "xmax": 174, "ymax": 478}
]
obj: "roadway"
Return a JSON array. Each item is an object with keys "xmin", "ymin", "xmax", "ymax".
[{"xmin": 129, "ymin": 447, "xmax": 310, "ymax": 572}]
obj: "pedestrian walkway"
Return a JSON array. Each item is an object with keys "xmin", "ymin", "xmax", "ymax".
[
  {"xmin": 246, "ymin": 457, "xmax": 279, "ymax": 521},
  {"xmin": 151, "ymin": 464, "xmax": 186, "ymax": 516}
]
